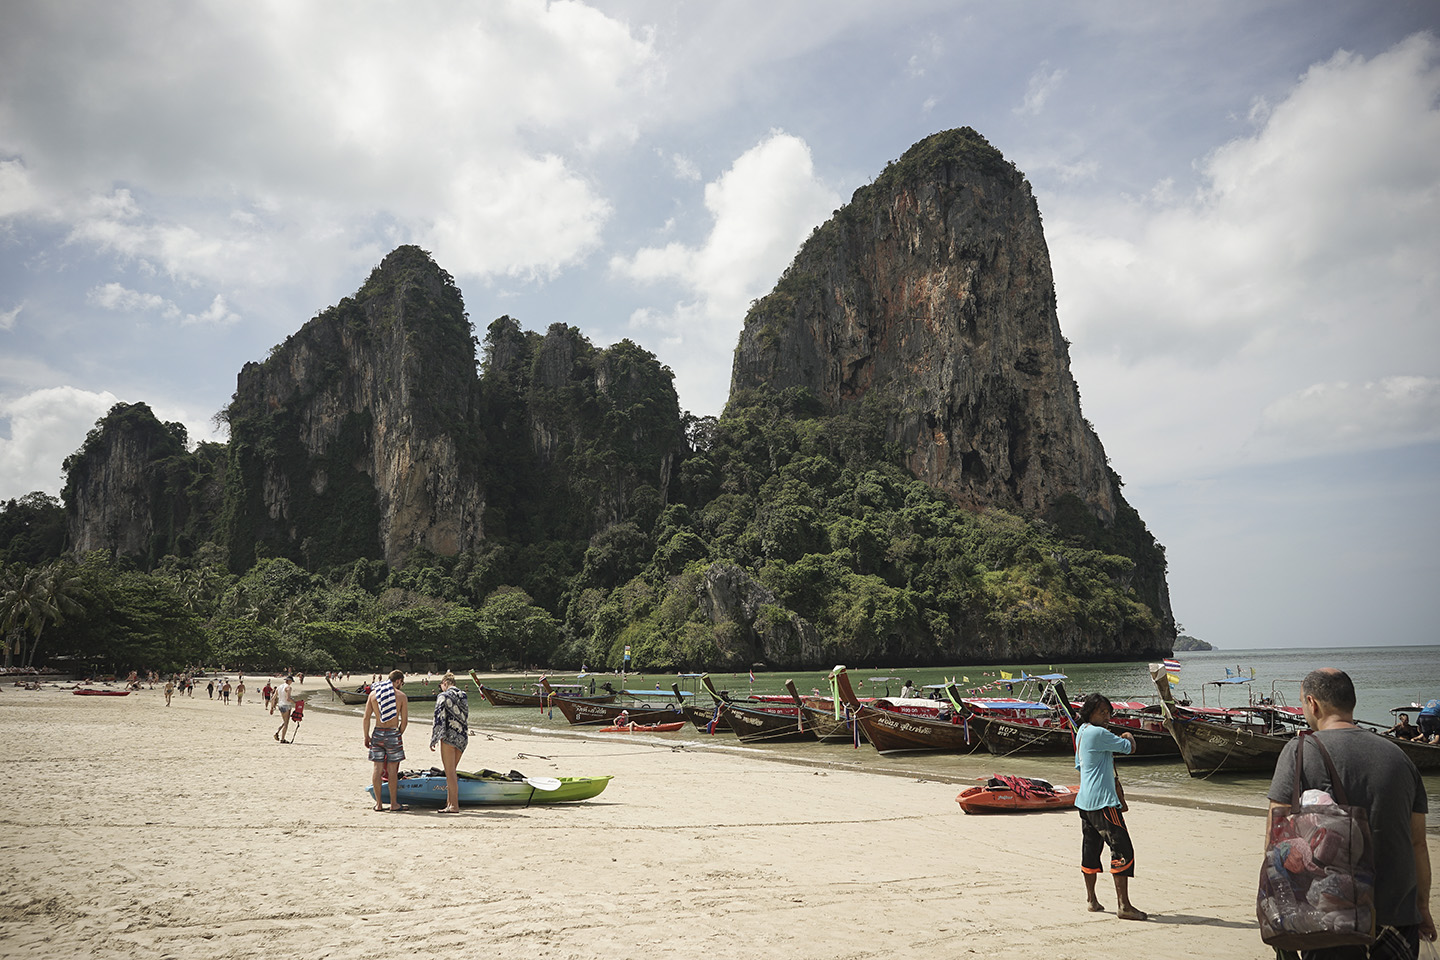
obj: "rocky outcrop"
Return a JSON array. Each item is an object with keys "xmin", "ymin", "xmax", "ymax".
[
  {"xmin": 63, "ymin": 402, "xmax": 222, "ymax": 563},
  {"xmin": 731, "ymin": 127, "xmax": 1116, "ymax": 522},
  {"xmin": 478, "ymin": 317, "xmax": 688, "ymax": 542},
  {"xmin": 697, "ymin": 561, "xmax": 820, "ymax": 666},
  {"xmin": 223, "ymin": 246, "xmax": 486, "ymax": 569}
]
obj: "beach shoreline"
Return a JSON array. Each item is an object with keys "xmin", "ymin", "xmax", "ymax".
[{"xmin": 2, "ymin": 680, "xmax": 1430, "ymax": 959}]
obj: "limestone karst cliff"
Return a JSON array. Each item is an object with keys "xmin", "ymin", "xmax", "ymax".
[
  {"xmin": 221, "ymin": 246, "xmax": 487, "ymax": 569},
  {"xmin": 45, "ymin": 128, "xmax": 1176, "ymax": 670},
  {"xmin": 63, "ymin": 401, "xmax": 224, "ymax": 564},
  {"xmin": 732, "ymin": 127, "xmax": 1115, "ymax": 522}
]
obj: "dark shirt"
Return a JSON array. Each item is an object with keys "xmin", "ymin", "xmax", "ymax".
[{"xmin": 1267, "ymin": 727, "xmax": 1427, "ymax": 926}]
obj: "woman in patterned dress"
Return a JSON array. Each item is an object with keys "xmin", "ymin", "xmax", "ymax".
[{"xmin": 430, "ymin": 673, "xmax": 470, "ymax": 813}]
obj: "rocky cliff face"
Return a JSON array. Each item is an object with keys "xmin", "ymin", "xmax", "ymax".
[
  {"xmin": 223, "ymin": 246, "xmax": 486, "ymax": 569},
  {"xmin": 478, "ymin": 317, "xmax": 688, "ymax": 543},
  {"xmin": 731, "ymin": 128, "xmax": 1116, "ymax": 523},
  {"xmin": 63, "ymin": 402, "xmax": 222, "ymax": 563}
]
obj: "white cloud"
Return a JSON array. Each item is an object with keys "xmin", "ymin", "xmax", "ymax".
[
  {"xmin": 0, "ymin": 386, "xmax": 119, "ymax": 497},
  {"xmin": 0, "ymin": 2, "xmax": 657, "ymax": 286},
  {"xmin": 1256, "ymin": 376, "xmax": 1440, "ymax": 457},
  {"xmin": 1016, "ymin": 64, "xmax": 1066, "ymax": 116},
  {"xmin": 183, "ymin": 294, "xmax": 240, "ymax": 326},
  {"xmin": 0, "ymin": 303, "xmax": 21, "ymax": 331},
  {"xmin": 611, "ymin": 131, "xmax": 840, "ymax": 414},
  {"xmin": 0, "ymin": 159, "xmax": 42, "ymax": 218},
  {"xmin": 1049, "ymin": 33, "xmax": 1440, "ymax": 480},
  {"xmin": 86, "ymin": 283, "xmax": 179, "ymax": 318}
]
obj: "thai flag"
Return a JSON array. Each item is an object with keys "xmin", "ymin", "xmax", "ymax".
[
  {"xmin": 749, "ymin": 670, "xmax": 756, "ymax": 683},
  {"xmin": 1164, "ymin": 658, "xmax": 1181, "ymax": 686}
]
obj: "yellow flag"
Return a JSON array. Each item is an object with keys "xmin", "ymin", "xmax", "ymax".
[
  {"xmin": 1001, "ymin": 671, "xmax": 1014, "ymax": 680},
  {"xmin": 962, "ymin": 676, "xmax": 970, "ymax": 683}
]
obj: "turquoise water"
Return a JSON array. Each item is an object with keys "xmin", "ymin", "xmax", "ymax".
[{"xmin": 472, "ymin": 646, "xmax": 1440, "ymax": 819}]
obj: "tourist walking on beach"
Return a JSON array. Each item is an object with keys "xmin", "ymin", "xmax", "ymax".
[
  {"xmin": 207, "ymin": 679, "xmax": 214, "ymax": 699},
  {"xmin": 364, "ymin": 670, "xmax": 409, "ymax": 811},
  {"xmin": 221, "ymin": 679, "xmax": 231, "ymax": 704},
  {"xmin": 430, "ymin": 672, "xmax": 469, "ymax": 813},
  {"xmin": 1073, "ymin": 693, "xmax": 1146, "ymax": 921},
  {"xmin": 235, "ymin": 679, "xmax": 245, "ymax": 706},
  {"xmin": 164, "ymin": 678, "xmax": 174, "ymax": 706},
  {"xmin": 274, "ymin": 676, "xmax": 296, "ymax": 742},
  {"xmin": 1267, "ymin": 668, "xmax": 1433, "ymax": 957}
]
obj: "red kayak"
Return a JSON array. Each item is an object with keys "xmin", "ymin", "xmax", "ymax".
[
  {"xmin": 598, "ymin": 721, "xmax": 686, "ymax": 733},
  {"xmin": 956, "ymin": 775, "xmax": 1078, "ymax": 814},
  {"xmin": 73, "ymin": 689, "xmax": 130, "ymax": 696}
]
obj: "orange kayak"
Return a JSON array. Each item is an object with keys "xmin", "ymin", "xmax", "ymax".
[
  {"xmin": 956, "ymin": 775, "xmax": 1079, "ymax": 814},
  {"xmin": 598, "ymin": 721, "xmax": 686, "ymax": 733}
]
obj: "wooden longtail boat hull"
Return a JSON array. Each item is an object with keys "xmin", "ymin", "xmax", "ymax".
[
  {"xmin": 1148, "ymin": 663, "xmax": 1292, "ymax": 776},
  {"xmin": 73, "ymin": 689, "xmax": 129, "ymax": 696},
  {"xmin": 693, "ymin": 674, "xmax": 811, "ymax": 742},
  {"xmin": 798, "ymin": 705, "xmax": 867, "ymax": 744},
  {"xmin": 370, "ymin": 774, "xmax": 611, "ymax": 807},
  {"xmin": 720, "ymin": 702, "xmax": 815, "ymax": 743},
  {"xmin": 785, "ymin": 680, "xmax": 865, "ymax": 744},
  {"xmin": 1388, "ymin": 736, "xmax": 1440, "ymax": 772},
  {"xmin": 541, "ymin": 678, "xmax": 684, "ymax": 726},
  {"xmin": 326, "ymin": 678, "xmax": 369, "ymax": 704},
  {"xmin": 974, "ymin": 714, "xmax": 1074, "ymax": 756},
  {"xmin": 833, "ymin": 668, "xmax": 978, "ymax": 754},
  {"xmin": 326, "ymin": 677, "xmax": 438, "ymax": 704},
  {"xmin": 477, "ymin": 685, "xmax": 617, "ymax": 708},
  {"xmin": 679, "ymin": 702, "xmax": 733, "ymax": 733},
  {"xmin": 1047, "ymin": 681, "xmax": 1178, "ymax": 759}
]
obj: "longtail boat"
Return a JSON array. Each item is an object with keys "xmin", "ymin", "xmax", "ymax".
[
  {"xmin": 73, "ymin": 688, "xmax": 130, "ymax": 696},
  {"xmin": 834, "ymin": 667, "xmax": 980, "ymax": 755},
  {"xmin": 326, "ymin": 677, "xmax": 370, "ymax": 704},
  {"xmin": 787, "ymin": 679, "xmax": 866, "ymax": 744},
  {"xmin": 327, "ymin": 676, "xmax": 438, "ymax": 704},
  {"xmin": 1049, "ymin": 681, "xmax": 1178, "ymax": 759},
  {"xmin": 1148, "ymin": 662, "xmax": 1295, "ymax": 776},
  {"xmin": 956, "ymin": 775, "xmax": 1079, "ymax": 814},
  {"xmin": 954, "ymin": 697, "xmax": 1072, "ymax": 757},
  {"xmin": 541, "ymin": 677, "xmax": 685, "ymax": 726},
  {"xmin": 471, "ymin": 671, "xmax": 617, "ymax": 708},
  {"xmin": 701, "ymin": 675, "xmax": 814, "ymax": 743},
  {"xmin": 674, "ymin": 683, "xmax": 732, "ymax": 733}
]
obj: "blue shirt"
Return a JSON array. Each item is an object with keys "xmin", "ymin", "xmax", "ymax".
[{"xmin": 1074, "ymin": 722, "xmax": 1133, "ymax": 810}]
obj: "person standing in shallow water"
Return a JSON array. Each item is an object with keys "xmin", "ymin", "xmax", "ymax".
[
  {"xmin": 430, "ymin": 673, "xmax": 469, "ymax": 813},
  {"xmin": 1073, "ymin": 693, "xmax": 1146, "ymax": 921}
]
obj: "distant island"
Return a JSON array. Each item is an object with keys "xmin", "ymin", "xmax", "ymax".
[{"xmin": 1174, "ymin": 635, "xmax": 1214, "ymax": 651}]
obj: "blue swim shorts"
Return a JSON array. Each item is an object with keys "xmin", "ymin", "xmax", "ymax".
[{"xmin": 368, "ymin": 727, "xmax": 405, "ymax": 763}]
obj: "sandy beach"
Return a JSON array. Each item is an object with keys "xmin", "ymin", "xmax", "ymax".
[{"xmin": 2, "ymin": 680, "xmax": 1430, "ymax": 960}]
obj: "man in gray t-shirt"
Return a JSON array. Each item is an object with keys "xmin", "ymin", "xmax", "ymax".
[{"xmin": 1267, "ymin": 668, "xmax": 1434, "ymax": 958}]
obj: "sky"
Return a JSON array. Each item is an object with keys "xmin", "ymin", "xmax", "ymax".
[{"xmin": 1, "ymin": 1, "xmax": 1437, "ymax": 650}]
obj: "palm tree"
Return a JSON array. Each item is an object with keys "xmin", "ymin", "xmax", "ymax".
[{"xmin": 0, "ymin": 561, "xmax": 88, "ymax": 669}]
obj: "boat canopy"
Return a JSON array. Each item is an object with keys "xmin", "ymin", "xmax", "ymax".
[
  {"xmin": 868, "ymin": 677, "xmax": 902, "ymax": 682},
  {"xmin": 624, "ymin": 688, "xmax": 692, "ymax": 697},
  {"xmin": 1208, "ymin": 676, "xmax": 1254, "ymax": 685},
  {"xmin": 964, "ymin": 699, "xmax": 1051, "ymax": 711}
]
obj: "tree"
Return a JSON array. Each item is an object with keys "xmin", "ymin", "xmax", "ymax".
[{"xmin": 0, "ymin": 561, "xmax": 88, "ymax": 668}]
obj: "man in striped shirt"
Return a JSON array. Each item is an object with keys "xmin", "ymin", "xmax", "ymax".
[{"xmin": 364, "ymin": 670, "xmax": 409, "ymax": 811}]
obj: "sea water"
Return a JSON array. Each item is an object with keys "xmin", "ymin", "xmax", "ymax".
[{"xmin": 461, "ymin": 646, "xmax": 1440, "ymax": 822}]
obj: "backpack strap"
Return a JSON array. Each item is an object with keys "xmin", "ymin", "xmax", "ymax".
[{"xmin": 1293, "ymin": 731, "xmax": 1350, "ymax": 806}]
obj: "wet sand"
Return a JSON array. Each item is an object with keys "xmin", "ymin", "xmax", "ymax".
[{"xmin": 1, "ymin": 680, "xmax": 1427, "ymax": 959}]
